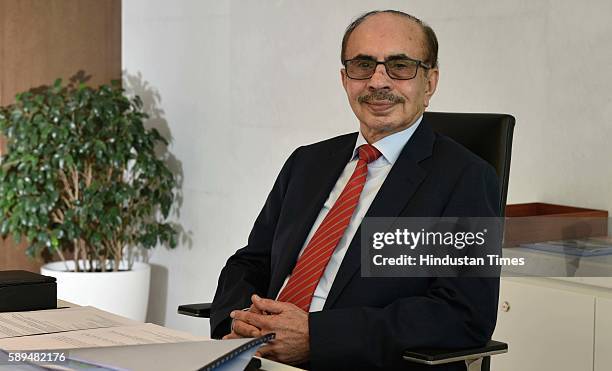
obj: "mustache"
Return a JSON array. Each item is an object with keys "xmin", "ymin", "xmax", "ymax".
[{"xmin": 358, "ymin": 90, "xmax": 405, "ymax": 104}]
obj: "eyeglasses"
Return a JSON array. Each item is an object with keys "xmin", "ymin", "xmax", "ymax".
[{"xmin": 343, "ymin": 57, "xmax": 432, "ymax": 80}]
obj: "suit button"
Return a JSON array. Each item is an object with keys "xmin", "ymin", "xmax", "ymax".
[{"xmin": 501, "ymin": 301, "xmax": 511, "ymax": 312}]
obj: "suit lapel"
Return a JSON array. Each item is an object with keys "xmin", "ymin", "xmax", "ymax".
[
  {"xmin": 267, "ymin": 134, "xmax": 357, "ymax": 298},
  {"xmin": 323, "ymin": 122, "xmax": 436, "ymax": 309}
]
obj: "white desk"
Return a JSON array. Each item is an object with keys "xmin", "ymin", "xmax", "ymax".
[{"xmin": 6, "ymin": 301, "xmax": 303, "ymax": 371}]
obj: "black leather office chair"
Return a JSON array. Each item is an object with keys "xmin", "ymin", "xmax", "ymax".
[
  {"xmin": 179, "ymin": 111, "xmax": 515, "ymax": 371},
  {"xmin": 401, "ymin": 112, "xmax": 515, "ymax": 370},
  {"xmin": 424, "ymin": 112, "xmax": 514, "ymax": 217}
]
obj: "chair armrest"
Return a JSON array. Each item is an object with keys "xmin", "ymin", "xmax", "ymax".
[
  {"xmin": 403, "ymin": 340, "xmax": 508, "ymax": 365},
  {"xmin": 177, "ymin": 302, "xmax": 212, "ymax": 318}
]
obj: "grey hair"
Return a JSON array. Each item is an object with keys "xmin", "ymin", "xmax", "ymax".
[{"xmin": 341, "ymin": 10, "xmax": 439, "ymax": 68}]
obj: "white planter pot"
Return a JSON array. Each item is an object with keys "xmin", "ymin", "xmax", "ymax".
[{"xmin": 41, "ymin": 261, "xmax": 151, "ymax": 322}]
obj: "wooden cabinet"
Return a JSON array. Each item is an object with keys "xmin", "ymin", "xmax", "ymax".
[{"xmin": 493, "ymin": 278, "xmax": 595, "ymax": 371}]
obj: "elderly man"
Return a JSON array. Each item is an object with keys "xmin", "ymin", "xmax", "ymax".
[{"xmin": 211, "ymin": 10, "xmax": 500, "ymax": 371}]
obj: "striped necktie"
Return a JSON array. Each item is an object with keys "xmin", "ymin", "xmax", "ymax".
[{"xmin": 277, "ymin": 144, "xmax": 382, "ymax": 311}]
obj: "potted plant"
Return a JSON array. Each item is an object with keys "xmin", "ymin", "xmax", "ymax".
[{"xmin": 0, "ymin": 79, "xmax": 179, "ymax": 320}]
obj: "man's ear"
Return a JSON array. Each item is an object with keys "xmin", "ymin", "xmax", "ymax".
[
  {"xmin": 423, "ymin": 68, "xmax": 439, "ymax": 108},
  {"xmin": 340, "ymin": 68, "xmax": 348, "ymax": 92}
]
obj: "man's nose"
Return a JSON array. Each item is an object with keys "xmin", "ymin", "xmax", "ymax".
[{"xmin": 367, "ymin": 64, "xmax": 392, "ymax": 90}]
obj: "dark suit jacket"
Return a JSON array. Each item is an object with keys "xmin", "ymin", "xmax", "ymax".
[{"xmin": 211, "ymin": 119, "xmax": 501, "ymax": 371}]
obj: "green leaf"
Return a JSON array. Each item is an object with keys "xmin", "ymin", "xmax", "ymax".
[{"xmin": 51, "ymin": 233, "xmax": 59, "ymax": 248}]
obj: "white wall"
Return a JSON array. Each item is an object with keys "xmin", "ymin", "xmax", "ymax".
[{"xmin": 122, "ymin": 0, "xmax": 612, "ymax": 335}]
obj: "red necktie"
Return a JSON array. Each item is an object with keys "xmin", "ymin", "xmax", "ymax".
[{"xmin": 277, "ymin": 144, "xmax": 382, "ymax": 311}]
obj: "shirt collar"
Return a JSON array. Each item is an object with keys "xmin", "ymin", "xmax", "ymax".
[{"xmin": 352, "ymin": 115, "xmax": 423, "ymax": 165}]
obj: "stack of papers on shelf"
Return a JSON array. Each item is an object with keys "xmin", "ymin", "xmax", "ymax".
[{"xmin": 522, "ymin": 236, "xmax": 612, "ymax": 257}]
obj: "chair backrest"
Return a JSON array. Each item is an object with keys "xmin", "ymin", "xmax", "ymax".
[{"xmin": 423, "ymin": 111, "xmax": 515, "ymax": 216}]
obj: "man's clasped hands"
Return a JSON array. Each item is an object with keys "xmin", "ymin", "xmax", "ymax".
[{"xmin": 223, "ymin": 294, "xmax": 310, "ymax": 364}]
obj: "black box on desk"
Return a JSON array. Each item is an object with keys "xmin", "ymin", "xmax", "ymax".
[{"xmin": 0, "ymin": 270, "xmax": 57, "ymax": 312}]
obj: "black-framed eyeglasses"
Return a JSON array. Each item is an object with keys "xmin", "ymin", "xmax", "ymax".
[{"xmin": 343, "ymin": 57, "xmax": 432, "ymax": 80}]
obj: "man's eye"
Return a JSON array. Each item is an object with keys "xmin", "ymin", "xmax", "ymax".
[
  {"xmin": 357, "ymin": 61, "xmax": 374, "ymax": 68},
  {"xmin": 390, "ymin": 61, "xmax": 412, "ymax": 69}
]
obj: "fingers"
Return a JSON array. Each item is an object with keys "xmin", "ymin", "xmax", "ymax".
[
  {"xmin": 251, "ymin": 294, "xmax": 286, "ymax": 314},
  {"xmin": 222, "ymin": 332, "xmax": 240, "ymax": 340},
  {"xmin": 248, "ymin": 303, "xmax": 263, "ymax": 314},
  {"xmin": 256, "ymin": 343, "xmax": 275, "ymax": 359},
  {"xmin": 231, "ymin": 308, "xmax": 269, "ymax": 329},
  {"xmin": 232, "ymin": 319, "xmax": 261, "ymax": 338}
]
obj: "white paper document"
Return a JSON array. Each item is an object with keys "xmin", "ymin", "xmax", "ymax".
[
  {"xmin": 68, "ymin": 338, "xmax": 262, "ymax": 371},
  {"xmin": 0, "ymin": 323, "xmax": 206, "ymax": 351},
  {"xmin": 0, "ymin": 306, "xmax": 139, "ymax": 339}
]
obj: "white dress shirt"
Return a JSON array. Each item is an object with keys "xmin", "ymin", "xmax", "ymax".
[{"xmin": 277, "ymin": 116, "xmax": 423, "ymax": 312}]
